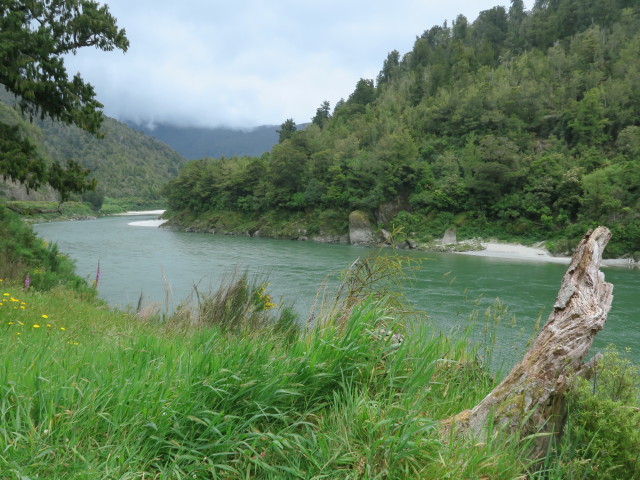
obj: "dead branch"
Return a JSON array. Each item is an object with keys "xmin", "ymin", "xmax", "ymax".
[{"xmin": 443, "ymin": 227, "xmax": 614, "ymax": 458}]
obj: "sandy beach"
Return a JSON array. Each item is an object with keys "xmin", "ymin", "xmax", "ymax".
[
  {"xmin": 458, "ymin": 241, "xmax": 635, "ymax": 268},
  {"xmin": 114, "ymin": 210, "xmax": 166, "ymax": 216}
]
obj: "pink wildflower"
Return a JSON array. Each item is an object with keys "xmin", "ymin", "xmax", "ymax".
[{"xmin": 94, "ymin": 261, "xmax": 101, "ymax": 288}]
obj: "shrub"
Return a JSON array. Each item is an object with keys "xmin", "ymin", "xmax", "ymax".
[
  {"xmin": 0, "ymin": 202, "xmax": 94, "ymax": 295},
  {"xmin": 554, "ymin": 346, "xmax": 640, "ymax": 479},
  {"xmin": 170, "ymin": 269, "xmax": 296, "ymax": 335}
]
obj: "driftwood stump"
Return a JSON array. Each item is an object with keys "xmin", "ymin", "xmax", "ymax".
[{"xmin": 444, "ymin": 227, "xmax": 614, "ymax": 457}]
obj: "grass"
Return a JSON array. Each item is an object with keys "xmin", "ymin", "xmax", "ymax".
[
  {"xmin": 5, "ymin": 201, "xmax": 97, "ymax": 223},
  {"xmin": 5, "ymin": 279, "xmax": 635, "ymax": 479},
  {"xmin": 1, "ymin": 282, "xmax": 638, "ymax": 478},
  {"xmin": 1, "ymin": 279, "xmax": 547, "ymax": 479}
]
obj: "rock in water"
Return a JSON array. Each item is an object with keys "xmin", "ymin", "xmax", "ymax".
[
  {"xmin": 349, "ymin": 210, "xmax": 374, "ymax": 246},
  {"xmin": 406, "ymin": 238, "xmax": 418, "ymax": 249}
]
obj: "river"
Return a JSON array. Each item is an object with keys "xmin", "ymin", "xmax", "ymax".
[{"xmin": 34, "ymin": 213, "xmax": 640, "ymax": 366}]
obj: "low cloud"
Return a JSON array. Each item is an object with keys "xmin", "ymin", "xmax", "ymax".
[{"xmin": 63, "ymin": 0, "xmax": 532, "ymax": 128}]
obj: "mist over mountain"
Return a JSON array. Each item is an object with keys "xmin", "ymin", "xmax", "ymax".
[{"xmin": 126, "ymin": 122, "xmax": 280, "ymax": 160}]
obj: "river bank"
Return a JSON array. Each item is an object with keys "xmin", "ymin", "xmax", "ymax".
[
  {"xmin": 456, "ymin": 240, "xmax": 637, "ymax": 268},
  {"xmin": 160, "ymin": 215, "xmax": 638, "ymax": 268},
  {"xmin": 113, "ymin": 209, "xmax": 166, "ymax": 216}
]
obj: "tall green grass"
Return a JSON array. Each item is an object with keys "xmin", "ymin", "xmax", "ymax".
[{"xmin": 0, "ymin": 280, "xmax": 553, "ymax": 479}]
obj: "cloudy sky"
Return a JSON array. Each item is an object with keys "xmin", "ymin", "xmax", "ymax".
[{"xmin": 64, "ymin": 0, "xmax": 534, "ymax": 129}]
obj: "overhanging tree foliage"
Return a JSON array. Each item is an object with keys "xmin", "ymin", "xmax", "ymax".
[{"xmin": 0, "ymin": 0, "xmax": 128, "ymax": 199}]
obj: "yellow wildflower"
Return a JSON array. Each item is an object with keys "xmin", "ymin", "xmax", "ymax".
[
  {"xmin": 42, "ymin": 314, "xmax": 49, "ymax": 319},
  {"xmin": 33, "ymin": 324, "xmax": 40, "ymax": 328},
  {"xmin": 60, "ymin": 327, "xmax": 66, "ymax": 331},
  {"xmin": 8, "ymin": 322, "xmax": 13, "ymax": 325},
  {"xmin": 2, "ymin": 293, "xmax": 9, "ymax": 296}
]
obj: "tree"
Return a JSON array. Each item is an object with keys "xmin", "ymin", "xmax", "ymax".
[
  {"xmin": 48, "ymin": 159, "xmax": 96, "ymax": 203},
  {"xmin": 348, "ymin": 78, "xmax": 376, "ymax": 107},
  {"xmin": 311, "ymin": 101, "xmax": 331, "ymax": 128},
  {"xmin": 0, "ymin": 124, "xmax": 46, "ymax": 192},
  {"xmin": 376, "ymin": 50, "xmax": 400, "ymax": 86},
  {"xmin": 445, "ymin": 227, "xmax": 613, "ymax": 459},
  {"xmin": 506, "ymin": 0, "xmax": 528, "ymax": 52},
  {"xmin": 277, "ymin": 118, "xmax": 297, "ymax": 143},
  {"xmin": 0, "ymin": 0, "xmax": 129, "ymax": 199},
  {"xmin": 472, "ymin": 6, "xmax": 509, "ymax": 65}
]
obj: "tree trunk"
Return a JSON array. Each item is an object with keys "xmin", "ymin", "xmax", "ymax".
[{"xmin": 443, "ymin": 227, "xmax": 614, "ymax": 458}]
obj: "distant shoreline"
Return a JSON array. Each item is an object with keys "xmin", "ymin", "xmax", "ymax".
[
  {"xmin": 456, "ymin": 241, "xmax": 635, "ymax": 268},
  {"xmin": 158, "ymin": 215, "xmax": 638, "ymax": 268},
  {"xmin": 113, "ymin": 210, "xmax": 166, "ymax": 216}
]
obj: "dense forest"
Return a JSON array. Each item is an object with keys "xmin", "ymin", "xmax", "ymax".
[
  {"xmin": 163, "ymin": 0, "xmax": 640, "ymax": 257},
  {"xmin": 37, "ymin": 116, "xmax": 185, "ymax": 201},
  {"xmin": 0, "ymin": 90, "xmax": 186, "ymax": 205}
]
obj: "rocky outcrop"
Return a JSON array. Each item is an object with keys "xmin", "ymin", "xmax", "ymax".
[
  {"xmin": 0, "ymin": 180, "xmax": 57, "ymax": 202},
  {"xmin": 376, "ymin": 196, "xmax": 411, "ymax": 225},
  {"xmin": 442, "ymin": 228, "xmax": 457, "ymax": 244},
  {"xmin": 406, "ymin": 238, "xmax": 418, "ymax": 249},
  {"xmin": 348, "ymin": 210, "xmax": 374, "ymax": 246}
]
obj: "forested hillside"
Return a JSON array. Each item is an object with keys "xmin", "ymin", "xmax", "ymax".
[
  {"xmin": 163, "ymin": 0, "xmax": 640, "ymax": 257},
  {"xmin": 37, "ymin": 116, "xmax": 185, "ymax": 200},
  {"xmin": 0, "ymin": 90, "xmax": 186, "ymax": 203}
]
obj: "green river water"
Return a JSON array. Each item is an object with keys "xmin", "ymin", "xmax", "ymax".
[{"xmin": 34, "ymin": 214, "xmax": 640, "ymax": 367}]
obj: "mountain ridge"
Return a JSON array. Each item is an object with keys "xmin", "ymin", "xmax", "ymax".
[{"xmin": 126, "ymin": 121, "xmax": 280, "ymax": 160}]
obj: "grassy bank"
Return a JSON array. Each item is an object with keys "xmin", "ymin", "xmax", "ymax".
[
  {"xmin": 0, "ymin": 284, "xmax": 522, "ymax": 478},
  {"xmin": 5, "ymin": 198, "xmax": 168, "ymax": 221},
  {"xmin": 162, "ymin": 207, "xmax": 348, "ymax": 241},
  {"xmin": 1, "ymin": 277, "xmax": 639, "ymax": 479},
  {"xmin": 163, "ymin": 205, "xmax": 640, "ymax": 261},
  {"xmin": 100, "ymin": 197, "xmax": 167, "ymax": 215},
  {"xmin": 5, "ymin": 201, "xmax": 97, "ymax": 223}
]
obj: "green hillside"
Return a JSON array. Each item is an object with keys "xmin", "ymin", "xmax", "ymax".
[
  {"xmin": 1, "ymin": 90, "xmax": 186, "ymax": 205},
  {"xmin": 37, "ymin": 116, "xmax": 185, "ymax": 200},
  {"xmin": 163, "ymin": 0, "xmax": 640, "ymax": 257}
]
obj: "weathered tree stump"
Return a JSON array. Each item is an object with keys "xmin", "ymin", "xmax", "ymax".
[{"xmin": 443, "ymin": 227, "xmax": 614, "ymax": 457}]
